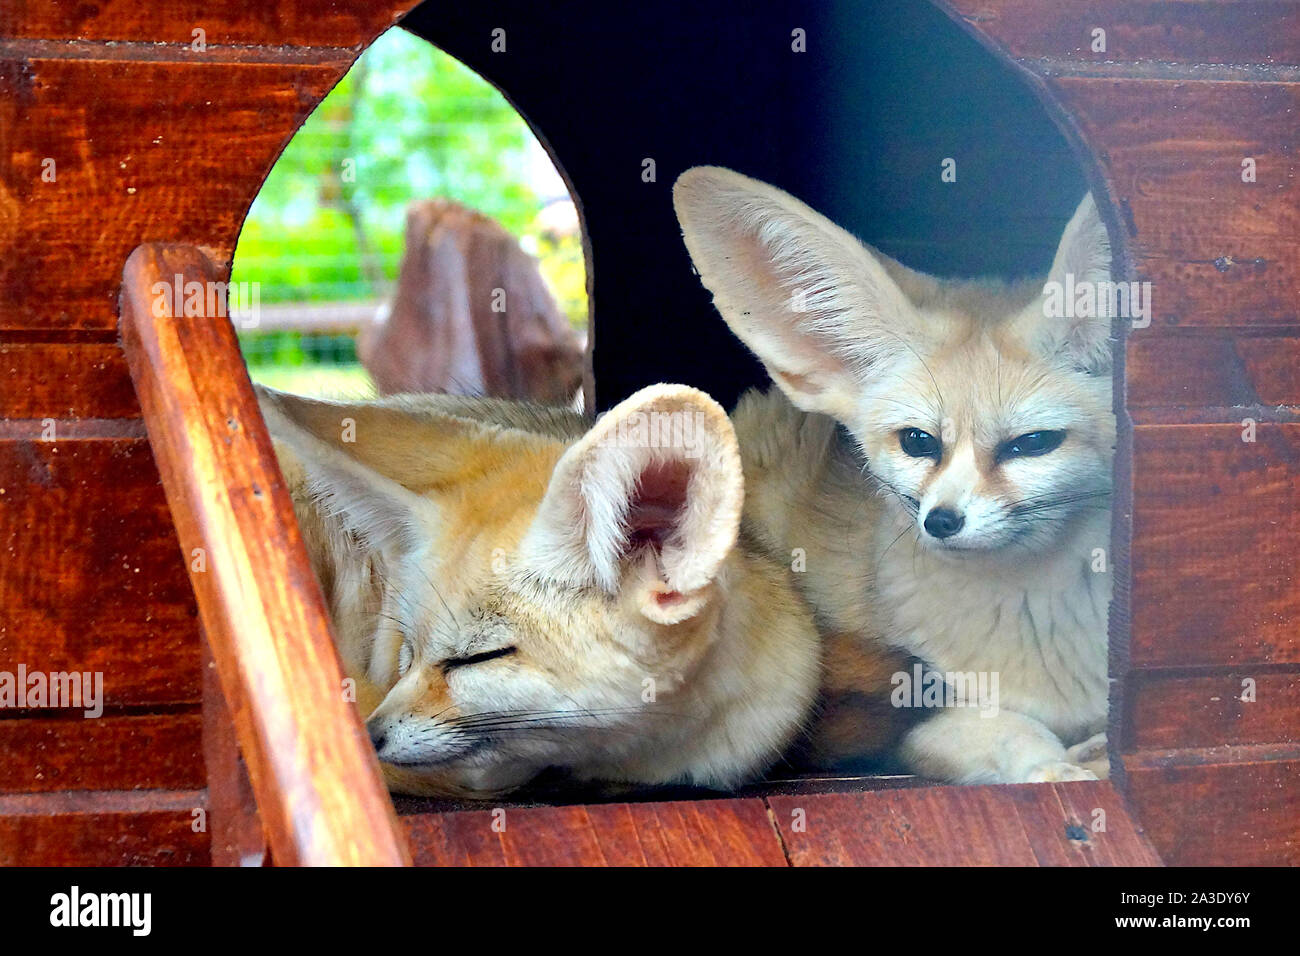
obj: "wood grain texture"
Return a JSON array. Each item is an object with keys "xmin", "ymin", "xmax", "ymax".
[
  {"xmin": 0, "ymin": 0, "xmax": 1292, "ymax": 868},
  {"xmin": 119, "ymin": 243, "xmax": 409, "ymax": 866},
  {"xmin": 0, "ymin": 344, "xmax": 139, "ymax": 418},
  {"xmin": 0, "ymin": 436, "xmax": 202, "ymax": 706},
  {"xmin": 1130, "ymin": 423, "xmax": 1300, "ymax": 668},
  {"xmin": 1051, "ymin": 78, "xmax": 1299, "ymax": 330},
  {"xmin": 1124, "ymin": 753, "xmax": 1300, "ymax": 865},
  {"xmin": 767, "ymin": 782, "xmax": 1161, "ymax": 866},
  {"xmin": 403, "ymin": 798, "xmax": 788, "ymax": 867},
  {"xmin": 0, "ymin": 0, "xmax": 419, "ymax": 47},
  {"xmin": 940, "ymin": 0, "xmax": 1300, "ymax": 66},
  {"xmin": 0, "ymin": 712, "xmax": 203, "ymax": 793},
  {"xmin": 0, "ymin": 55, "xmax": 344, "ymax": 331},
  {"xmin": 1127, "ymin": 333, "xmax": 1300, "ymax": 407},
  {"xmin": 0, "ymin": 789, "xmax": 209, "ymax": 865},
  {"xmin": 1123, "ymin": 669, "xmax": 1300, "ymax": 751},
  {"xmin": 202, "ymin": 634, "xmax": 268, "ymax": 866}
]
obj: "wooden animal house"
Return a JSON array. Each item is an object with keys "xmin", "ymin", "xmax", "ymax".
[{"xmin": 0, "ymin": 0, "xmax": 1296, "ymax": 866}]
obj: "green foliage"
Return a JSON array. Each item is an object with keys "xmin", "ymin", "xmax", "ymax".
[
  {"xmin": 232, "ymin": 27, "xmax": 545, "ymax": 304},
  {"xmin": 535, "ymin": 233, "xmax": 589, "ymax": 332},
  {"xmin": 232, "ymin": 27, "xmax": 589, "ymax": 391}
]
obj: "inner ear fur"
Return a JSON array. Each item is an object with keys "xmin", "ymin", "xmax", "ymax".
[
  {"xmin": 672, "ymin": 165, "xmax": 918, "ymax": 420},
  {"xmin": 521, "ymin": 384, "xmax": 745, "ymax": 595}
]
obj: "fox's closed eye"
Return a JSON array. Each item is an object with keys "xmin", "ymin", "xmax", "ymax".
[
  {"xmin": 442, "ymin": 646, "xmax": 517, "ymax": 672},
  {"xmin": 997, "ymin": 430, "xmax": 1066, "ymax": 462},
  {"xmin": 898, "ymin": 428, "xmax": 941, "ymax": 460}
]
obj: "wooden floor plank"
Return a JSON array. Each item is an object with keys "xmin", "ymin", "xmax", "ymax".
[
  {"xmin": 403, "ymin": 797, "xmax": 788, "ymax": 867},
  {"xmin": 767, "ymin": 786, "xmax": 1030, "ymax": 866},
  {"xmin": 1001, "ymin": 785, "xmax": 1080, "ymax": 867},
  {"xmin": 1053, "ymin": 780, "xmax": 1162, "ymax": 867},
  {"xmin": 768, "ymin": 782, "xmax": 1161, "ymax": 866}
]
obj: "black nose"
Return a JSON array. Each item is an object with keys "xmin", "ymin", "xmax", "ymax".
[
  {"xmin": 368, "ymin": 724, "xmax": 387, "ymax": 753},
  {"xmin": 923, "ymin": 507, "xmax": 965, "ymax": 539}
]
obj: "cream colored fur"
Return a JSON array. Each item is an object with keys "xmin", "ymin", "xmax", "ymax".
[
  {"xmin": 674, "ymin": 166, "xmax": 1116, "ymax": 784},
  {"xmin": 257, "ymin": 383, "xmax": 821, "ymax": 796}
]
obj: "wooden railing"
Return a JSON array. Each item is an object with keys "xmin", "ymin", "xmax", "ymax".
[{"xmin": 119, "ymin": 243, "xmax": 410, "ymax": 866}]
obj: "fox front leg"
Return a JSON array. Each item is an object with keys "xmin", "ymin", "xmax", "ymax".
[
  {"xmin": 899, "ymin": 706, "xmax": 1098, "ymax": 784},
  {"xmin": 1064, "ymin": 731, "xmax": 1109, "ymax": 779}
]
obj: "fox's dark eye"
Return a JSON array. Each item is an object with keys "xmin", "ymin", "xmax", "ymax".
[
  {"xmin": 998, "ymin": 430, "xmax": 1066, "ymax": 461},
  {"xmin": 442, "ymin": 646, "xmax": 517, "ymax": 672},
  {"xmin": 899, "ymin": 428, "xmax": 941, "ymax": 460}
]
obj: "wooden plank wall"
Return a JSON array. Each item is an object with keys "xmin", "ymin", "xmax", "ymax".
[
  {"xmin": 940, "ymin": 0, "xmax": 1300, "ymax": 865},
  {"xmin": 0, "ymin": 0, "xmax": 1295, "ymax": 865},
  {"xmin": 0, "ymin": 0, "xmax": 418, "ymax": 865}
]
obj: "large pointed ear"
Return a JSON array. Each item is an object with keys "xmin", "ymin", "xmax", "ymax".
[
  {"xmin": 1035, "ymin": 193, "xmax": 1115, "ymax": 374},
  {"xmin": 518, "ymin": 384, "xmax": 744, "ymax": 617},
  {"xmin": 673, "ymin": 166, "xmax": 917, "ymax": 420},
  {"xmin": 256, "ymin": 387, "xmax": 433, "ymax": 557},
  {"xmin": 255, "ymin": 385, "xmax": 549, "ymax": 493}
]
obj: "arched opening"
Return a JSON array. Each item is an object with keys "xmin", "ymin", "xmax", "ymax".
[
  {"xmin": 231, "ymin": 26, "xmax": 591, "ymax": 408},
  {"xmin": 229, "ymin": 1, "xmax": 1120, "ymax": 812}
]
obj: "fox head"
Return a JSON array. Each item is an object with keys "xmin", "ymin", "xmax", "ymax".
[
  {"xmin": 673, "ymin": 166, "xmax": 1116, "ymax": 558},
  {"xmin": 259, "ymin": 383, "xmax": 793, "ymax": 796}
]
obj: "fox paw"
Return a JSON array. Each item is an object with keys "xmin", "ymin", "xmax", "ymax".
[
  {"xmin": 1065, "ymin": 732, "xmax": 1110, "ymax": 779},
  {"xmin": 1024, "ymin": 760, "xmax": 1099, "ymax": 783}
]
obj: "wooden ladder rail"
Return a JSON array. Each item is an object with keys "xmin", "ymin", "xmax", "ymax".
[{"xmin": 119, "ymin": 243, "xmax": 411, "ymax": 866}]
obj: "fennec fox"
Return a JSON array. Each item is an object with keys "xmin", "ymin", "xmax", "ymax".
[
  {"xmin": 674, "ymin": 166, "xmax": 1115, "ymax": 784},
  {"xmin": 258, "ymin": 383, "xmax": 823, "ymax": 796}
]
